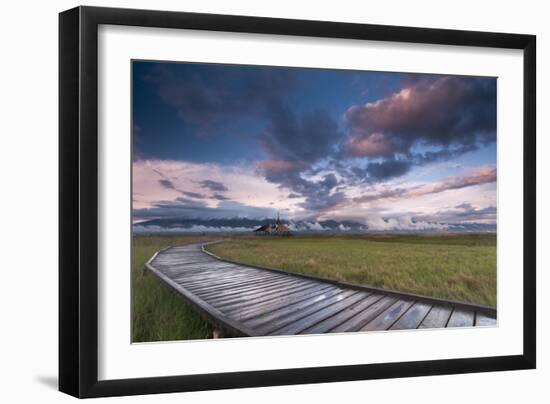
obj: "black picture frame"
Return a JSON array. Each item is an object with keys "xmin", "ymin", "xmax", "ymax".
[{"xmin": 59, "ymin": 5, "xmax": 536, "ymax": 398}]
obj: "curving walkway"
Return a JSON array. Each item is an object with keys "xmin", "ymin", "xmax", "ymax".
[{"xmin": 146, "ymin": 242, "xmax": 497, "ymax": 337}]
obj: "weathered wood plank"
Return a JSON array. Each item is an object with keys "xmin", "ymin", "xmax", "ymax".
[
  {"xmin": 217, "ymin": 282, "xmax": 331, "ymax": 313},
  {"xmin": 271, "ymin": 292, "xmax": 369, "ymax": 335},
  {"xmin": 180, "ymin": 267, "xmax": 269, "ymax": 281},
  {"xmin": 475, "ymin": 313, "xmax": 497, "ymax": 326},
  {"xmin": 330, "ymin": 296, "xmax": 396, "ymax": 333},
  {"xmin": 187, "ymin": 271, "xmax": 286, "ymax": 290},
  {"xmin": 418, "ymin": 305, "xmax": 452, "ymax": 329},
  {"xmin": 228, "ymin": 284, "xmax": 335, "ymax": 320},
  {"xmin": 389, "ymin": 302, "xmax": 432, "ymax": 330},
  {"xmin": 186, "ymin": 273, "xmax": 285, "ymax": 294},
  {"xmin": 208, "ymin": 280, "xmax": 314, "ymax": 308},
  {"xmin": 201, "ymin": 277, "xmax": 305, "ymax": 302},
  {"xmin": 184, "ymin": 272, "xmax": 277, "ymax": 289},
  {"xmin": 301, "ymin": 294, "xmax": 383, "ymax": 334},
  {"xmin": 154, "ymin": 260, "xmax": 238, "ymax": 271},
  {"xmin": 163, "ymin": 262, "xmax": 245, "ymax": 273},
  {"xmin": 163, "ymin": 259, "xmax": 215, "ymax": 266},
  {"xmin": 360, "ymin": 299, "xmax": 415, "ymax": 331},
  {"xmin": 172, "ymin": 268, "xmax": 264, "ymax": 284},
  {"xmin": 447, "ymin": 309, "xmax": 475, "ymax": 328},
  {"xmin": 249, "ymin": 290, "xmax": 359, "ymax": 334},
  {"xmin": 222, "ymin": 283, "xmax": 334, "ymax": 314}
]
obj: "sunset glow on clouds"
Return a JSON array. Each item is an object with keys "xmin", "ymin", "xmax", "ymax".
[{"xmin": 132, "ymin": 62, "xmax": 496, "ymax": 231}]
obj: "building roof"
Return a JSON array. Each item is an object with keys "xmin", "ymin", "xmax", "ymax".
[{"xmin": 253, "ymin": 224, "xmax": 271, "ymax": 232}]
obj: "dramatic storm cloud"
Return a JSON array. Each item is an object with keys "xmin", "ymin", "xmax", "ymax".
[
  {"xmin": 145, "ymin": 63, "xmax": 298, "ymax": 131},
  {"xmin": 344, "ymin": 76, "xmax": 496, "ymax": 182},
  {"xmin": 345, "ymin": 76, "xmax": 496, "ymax": 154},
  {"xmin": 132, "ymin": 61, "xmax": 497, "ymax": 231}
]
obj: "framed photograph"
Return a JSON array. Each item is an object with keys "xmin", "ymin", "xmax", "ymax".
[{"xmin": 59, "ymin": 6, "xmax": 536, "ymax": 398}]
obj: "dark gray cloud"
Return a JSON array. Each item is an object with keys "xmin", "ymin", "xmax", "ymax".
[
  {"xmin": 455, "ymin": 202, "xmax": 474, "ymax": 210},
  {"xmin": 259, "ymin": 166, "xmax": 347, "ymax": 214},
  {"xmin": 198, "ymin": 180, "xmax": 229, "ymax": 192},
  {"xmin": 212, "ymin": 193, "xmax": 230, "ymax": 201},
  {"xmin": 300, "ymin": 191, "xmax": 347, "ymax": 211},
  {"xmin": 159, "ymin": 179, "xmax": 217, "ymax": 200},
  {"xmin": 180, "ymin": 191, "xmax": 206, "ymax": 199},
  {"xmin": 294, "ymin": 173, "xmax": 346, "ymax": 212},
  {"xmin": 355, "ymin": 159, "xmax": 413, "ymax": 182},
  {"xmin": 256, "ymin": 107, "xmax": 346, "ymax": 215},
  {"xmin": 134, "ymin": 199, "xmax": 274, "ymax": 220},
  {"xmin": 158, "ymin": 179, "xmax": 176, "ymax": 190},
  {"xmin": 261, "ymin": 105, "xmax": 343, "ymax": 163},
  {"xmin": 320, "ymin": 173, "xmax": 338, "ymax": 189},
  {"xmin": 146, "ymin": 64, "xmax": 298, "ymax": 132},
  {"xmin": 353, "ymin": 187, "xmax": 411, "ymax": 203},
  {"xmin": 410, "ymin": 144, "xmax": 478, "ymax": 165}
]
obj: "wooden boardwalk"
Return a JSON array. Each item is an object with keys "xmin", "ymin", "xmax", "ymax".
[{"xmin": 146, "ymin": 242, "xmax": 497, "ymax": 337}]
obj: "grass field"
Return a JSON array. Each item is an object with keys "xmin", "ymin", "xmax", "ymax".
[
  {"xmin": 132, "ymin": 235, "xmax": 214, "ymax": 342},
  {"xmin": 208, "ymin": 234, "xmax": 496, "ymax": 307},
  {"xmin": 133, "ymin": 233, "xmax": 496, "ymax": 342}
]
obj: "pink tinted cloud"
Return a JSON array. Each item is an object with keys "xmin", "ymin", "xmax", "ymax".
[
  {"xmin": 345, "ymin": 78, "xmax": 465, "ymax": 137},
  {"xmin": 257, "ymin": 159, "xmax": 303, "ymax": 173},
  {"xmin": 412, "ymin": 167, "xmax": 497, "ymax": 197},
  {"xmin": 355, "ymin": 166, "xmax": 497, "ymax": 204},
  {"xmin": 345, "ymin": 132, "xmax": 393, "ymax": 157},
  {"xmin": 343, "ymin": 76, "xmax": 496, "ymax": 163}
]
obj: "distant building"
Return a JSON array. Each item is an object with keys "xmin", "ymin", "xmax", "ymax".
[
  {"xmin": 253, "ymin": 224, "xmax": 272, "ymax": 235},
  {"xmin": 253, "ymin": 212, "xmax": 291, "ymax": 236}
]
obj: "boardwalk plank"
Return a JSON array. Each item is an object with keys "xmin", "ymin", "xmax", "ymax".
[
  {"xmin": 249, "ymin": 290, "xmax": 358, "ymax": 334},
  {"xmin": 418, "ymin": 305, "xmax": 452, "ymax": 329},
  {"xmin": 189, "ymin": 272, "xmax": 287, "ymax": 292},
  {"xmin": 209, "ymin": 280, "xmax": 313, "ymax": 308},
  {"xmin": 475, "ymin": 313, "xmax": 497, "ymax": 327},
  {"xmin": 360, "ymin": 299, "xmax": 415, "ymax": 331},
  {"xmin": 228, "ymin": 285, "xmax": 335, "ymax": 320},
  {"xmin": 330, "ymin": 296, "xmax": 396, "ymax": 333},
  {"xmin": 390, "ymin": 302, "xmax": 432, "ymax": 330},
  {"xmin": 173, "ymin": 269, "xmax": 263, "ymax": 284},
  {"xmin": 183, "ymin": 271, "xmax": 277, "ymax": 287},
  {"xmin": 201, "ymin": 277, "xmax": 305, "ymax": 302},
  {"xmin": 180, "ymin": 268, "xmax": 268, "ymax": 281},
  {"xmin": 271, "ymin": 292, "xmax": 369, "ymax": 335},
  {"xmin": 301, "ymin": 294, "xmax": 383, "ymax": 334},
  {"xmin": 447, "ymin": 309, "xmax": 475, "ymax": 328},
  {"xmin": 218, "ymin": 282, "xmax": 330, "ymax": 313},
  {"xmin": 186, "ymin": 274, "xmax": 284, "ymax": 294}
]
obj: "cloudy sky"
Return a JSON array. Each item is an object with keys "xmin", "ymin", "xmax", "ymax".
[{"xmin": 132, "ymin": 61, "xmax": 496, "ymax": 231}]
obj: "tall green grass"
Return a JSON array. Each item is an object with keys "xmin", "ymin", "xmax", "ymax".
[
  {"xmin": 132, "ymin": 235, "xmax": 214, "ymax": 342},
  {"xmin": 208, "ymin": 234, "xmax": 497, "ymax": 307}
]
